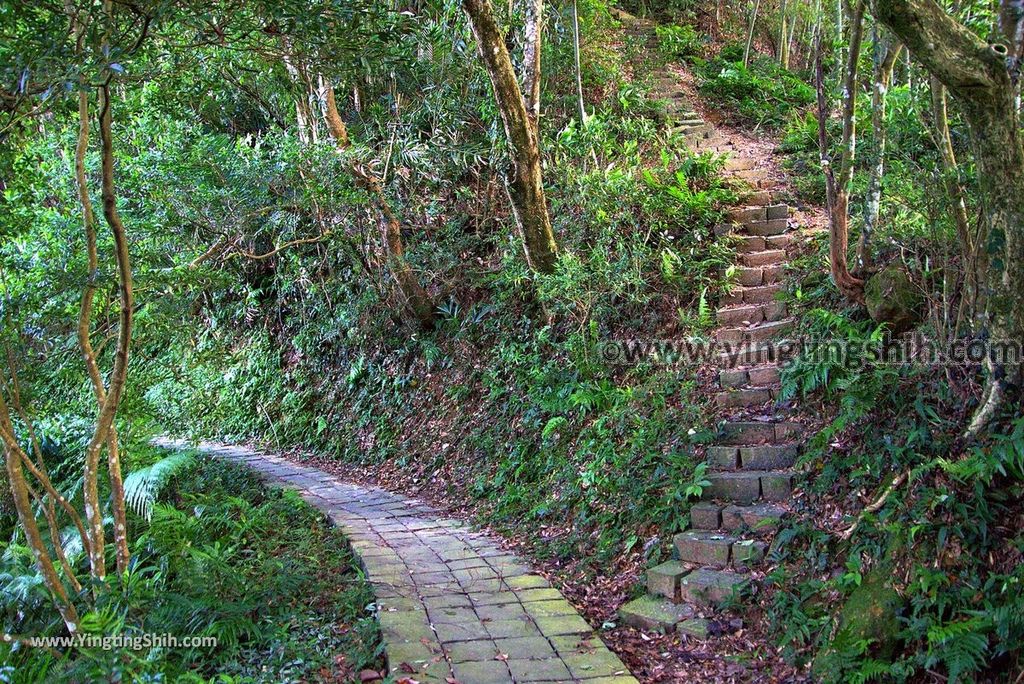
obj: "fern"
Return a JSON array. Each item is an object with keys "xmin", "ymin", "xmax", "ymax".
[
  {"xmin": 848, "ymin": 658, "xmax": 895, "ymax": 683},
  {"xmin": 123, "ymin": 451, "xmax": 196, "ymax": 521},
  {"xmin": 926, "ymin": 617, "xmax": 990, "ymax": 683}
]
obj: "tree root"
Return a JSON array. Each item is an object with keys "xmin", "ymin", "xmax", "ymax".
[{"xmin": 838, "ymin": 470, "xmax": 908, "ymax": 541}]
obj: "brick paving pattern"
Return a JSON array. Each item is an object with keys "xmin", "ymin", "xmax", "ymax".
[{"xmin": 164, "ymin": 440, "xmax": 637, "ymax": 684}]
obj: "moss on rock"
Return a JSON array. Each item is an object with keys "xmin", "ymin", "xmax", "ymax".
[
  {"xmin": 812, "ymin": 565, "xmax": 904, "ymax": 681},
  {"xmin": 865, "ymin": 265, "xmax": 922, "ymax": 333}
]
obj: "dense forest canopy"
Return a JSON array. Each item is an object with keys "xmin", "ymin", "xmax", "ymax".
[{"xmin": 1, "ymin": 0, "xmax": 1022, "ymax": 682}]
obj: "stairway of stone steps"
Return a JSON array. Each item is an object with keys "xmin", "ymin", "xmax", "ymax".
[{"xmin": 617, "ymin": 14, "xmax": 805, "ymax": 639}]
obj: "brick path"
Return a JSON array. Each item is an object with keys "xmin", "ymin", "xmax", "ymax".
[{"xmin": 163, "ymin": 440, "xmax": 637, "ymax": 684}]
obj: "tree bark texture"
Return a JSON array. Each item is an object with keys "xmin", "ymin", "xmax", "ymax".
[
  {"xmin": 876, "ymin": 0, "xmax": 1024, "ymax": 432},
  {"xmin": 463, "ymin": 0, "xmax": 558, "ymax": 273},
  {"xmin": 816, "ymin": 0, "xmax": 867, "ymax": 302},
  {"xmin": 855, "ymin": 30, "xmax": 902, "ymax": 274}
]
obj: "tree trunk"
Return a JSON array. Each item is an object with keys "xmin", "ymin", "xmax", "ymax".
[
  {"xmin": 523, "ymin": 0, "xmax": 543, "ymax": 125},
  {"xmin": 571, "ymin": 0, "xmax": 586, "ymax": 123},
  {"xmin": 81, "ymin": 65, "xmax": 135, "ymax": 583},
  {"xmin": 463, "ymin": 0, "xmax": 559, "ymax": 273},
  {"xmin": 744, "ymin": 0, "xmax": 762, "ymax": 67},
  {"xmin": 876, "ymin": 0, "xmax": 1024, "ymax": 433},
  {"xmin": 855, "ymin": 30, "xmax": 902, "ymax": 274},
  {"xmin": 816, "ymin": 0, "xmax": 867, "ymax": 302},
  {"xmin": 322, "ymin": 85, "xmax": 435, "ymax": 328},
  {"xmin": 779, "ymin": 0, "xmax": 790, "ymax": 68},
  {"xmin": 73, "ymin": 78, "xmax": 130, "ymax": 578},
  {"xmin": 929, "ymin": 77, "xmax": 974, "ymax": 269},
  {"xmin": 0, "ymin": 395, "xmax": 79, "ymax": 632},
  {"xmin": 999, "ymin": 0, "xmax": 1023, "ymax": 113}
]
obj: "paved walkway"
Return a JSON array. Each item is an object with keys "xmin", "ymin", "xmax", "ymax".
[{"xmin": 165, "ymin": 440, "xmax": 637, "ymax": 684}]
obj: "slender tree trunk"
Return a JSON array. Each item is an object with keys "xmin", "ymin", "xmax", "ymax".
[
  {"xmin": 523, "ymin": 0, "xmax": 543, "ymax": 125},
  {"xmin": 999, "ymin": 0, "xmax": 1023, "ymax": 113},
  {"xmin": 779, "ymin": 0, "xmax": 790, "ymax": 68},
  {"xmin": 855, "ymin": 30, "xmax": 902, "ymax": 274},
  {"xmin": 322, "ymin": 85, "xmax": 435, "ymax": 328},
  {"xmin": 788, "ymin": 11, "xmax": 800, "ymax": 67},
  {"xmin": 463, "ymin": 0, "xmax": 559, "ymax": 273},
  {"xmin": 816, "ymin": 0, "xmax": 867, "ymax": 301},
  {"xmin": 81, "ymin": 43, "xmax": 136, "ymax": 583},
  {"xmin": 929, "ymin": 76, "xmax": 973, "ymax": 262},
  {"xmin": 0, "ymin": 395, "xmax": 79, "ymax": 632},
  {"xmin": 744, "ymin": 0, "xmax": 762, "ymax": 66},
  {"xmin": 876, "ymin": 0, "xmax": 1024, "ymax": 433},
  {"xmin": 571, "ymin": 0, "xmax": 586, "ymax": 123},
  {"xmin": 73, "ymin": 78, "xmax": 130, "ymax": 578}
]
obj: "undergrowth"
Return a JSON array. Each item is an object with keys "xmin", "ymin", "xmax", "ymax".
[{"xmin": 1, "ymin": 451, "xmax": 381, "ymax": 682}]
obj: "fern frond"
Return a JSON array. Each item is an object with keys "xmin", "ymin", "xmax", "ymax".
[{"xmin": 123, "ymin": 451, "xmax": 196, "ymax": 521}]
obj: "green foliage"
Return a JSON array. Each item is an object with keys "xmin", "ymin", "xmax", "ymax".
[
  {"xmin": 779, "ymin": 308, "xmax": 892, "ymax": 403},
  {"xmin": 1, "ymin": 455, "xmax": 381, "ymax": 682},
  {"xmin": 696, "ymin": 46, "xmax": 815, "ymax": 129},
  {"xmin": 768, "ymin": 303, "xmax": 1024, "ymax": 681},
  {"xmin": 123, "ymin": 450, "xmax": 196, "ymax": 521},
  {"xmin": 655, "ymin": 24, "xmax": 702, "ymax": 59}
]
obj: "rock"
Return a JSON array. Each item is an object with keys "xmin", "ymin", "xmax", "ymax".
[
  {"xmin": 618, "ymin": 595, "xmax": 694, "ymax": 632},
  {"xmin": 865, "ymin": 266, "xmax": 922, "ymax": 333},
  {"xmin": 647, "ymin": 560, "xmax": 688, "ymax": 601},
  {"xmin": 812, "ymin": 565, "xmax": 904, "ymax": 679},
  {"xmin": 678, "ymin": 618, "xmax": 710, "ymax": 639},
  {"xmin": 690, "ymin": 502, "xmax": 723, "ymax": 529}
]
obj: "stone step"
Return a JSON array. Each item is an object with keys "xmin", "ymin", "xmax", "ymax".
[
  {"xmin": 766, "ymin": 233, "xmax": 795, "ymax": 249},
  {"xmin": 713, "ymin": 387, "xmax": 775, "ymax": 409},
  {"xmin": 727, "ymin": 206, "xmax": 766, "ymax": 223},
  {"xmin": 740, "ymin": 250, "xmax": 788, "ymax": 267},
  {"xmin": 716, "ymin": 318, "xmax": 793, "ymax": 344},
  {"xmin": 671, "ymin": 114, "xmax": 704, "ymax": 124},
  {"xmin": 715, "ymin": 304, "xmax": 765, "ymax": 327},
  {"xmin": 689, "ymin": 502, "xmax": 788, "ymax": 532},
  {"xmin": 725, "ymin": 157, "xmax": 756, "ymax": 172},
  {"xmin": 691, "ymin": 135, "xmax": 733, "ymax": 151},
  {"xmin": 741, "ymin": 190, "xmax": 773, "ymax": 205},
  {"xmin": 716, "ymin": 303, "xmax": 786, "ymax": 327},
  {"xmin": 672, "ymin": 531, "xmax": 732, "ymax": 565},
  {"xmin": 618, "ymin": 594, "xmax": 695, "ymax": 632},
  {"xmin": 735, "ymin": 235, "xmax": 767, "ymax": 253},
  {"xmin": 674, "ymin": 530, "xmax": 737, "ymax": 566},
  {"xmin": 678, "ymin": 124, "xmax": 714, "ymax": 140},
  {"xmin": 721, "ymin": 283, "xmax": 784, "ymax": 306},
  {"xmin": 722, "ymin": 503, "xmax": 788, "ymax": 532},
  {"xmin": 719, "ymin": 364, "xmax": 781, "ymax": 388},
  {"xmin": 647, "ymin": 560, "xmax": 689, "ymax": 601},
  {"xmin": 731, "ymin": 538, "xmax": 769, "ymax": 565},
  {"xmin": 703, "ymin": 470, "xmax": 794, "ymax": 504},
  {"xmin": 718, "ymin": 421, "xmax": 802, "ymax": 445},
  {"xmin": 733, "ymin": 168, "xmax": 767, "ymax": 183},
  {"xmin": 706, "ymin": 443, "xmax": 799, "ymax": 470},
  {"xmin": 729, "ymin": 264, "xmax": 784, "ymax": 287},
  {"xmin": 742, "ymin": 218, "xmax": 790, "ymax": 237},
  {"xmin": 678, "ymin": 568, "xmax": 748, "ymax": 607},
  {"xmin": 714, "ymin": 340, "xmax": 797, "ymax": 367}
]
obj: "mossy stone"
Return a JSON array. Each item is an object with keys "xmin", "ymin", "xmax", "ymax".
[
  {"xmin": 811, "ymin": 566, "xmax": 904, "ymax": 681},
  {"xmin": 865, "ymin": 265, "xmax": 922, "ymax": 333}
]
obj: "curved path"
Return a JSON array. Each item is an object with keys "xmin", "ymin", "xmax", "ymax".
[{"xmin": 161, "ymin": 440, "xmax": 637, "ymax": 684}]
